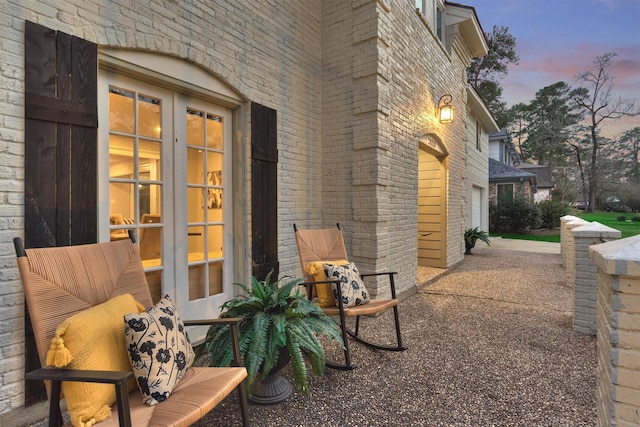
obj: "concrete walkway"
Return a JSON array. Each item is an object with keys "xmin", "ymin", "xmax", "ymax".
[
  {"xmin": 486, "ymin": 237, "xmax": 560, "ymax": 254},
  {"xmin": 417, "ymin": 237, "xmax": 561, "ymax": 286}
]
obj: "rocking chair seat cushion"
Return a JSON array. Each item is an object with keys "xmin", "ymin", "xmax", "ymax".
[
  {"xmin": 45, "ymin": 293, "xmax": 145, "ymax": 427},
  {"xmin": 323, "ymin": 262, "xmax": 370, "ymax": 308},
  {"xmin": 304, "ymin": 259, "xmax": 349, "ymax": 307},
  {"xmin": 320, "ymin": 297, "xmax": 399, "ymax": 317},
  {"xmin": 124, "ymin": 295, "xmax": 195, "ymax": 406}
]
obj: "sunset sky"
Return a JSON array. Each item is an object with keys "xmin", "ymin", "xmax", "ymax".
[{"xmin": 468, "ymin": 0, "xmax": 640, "ymax": 137}]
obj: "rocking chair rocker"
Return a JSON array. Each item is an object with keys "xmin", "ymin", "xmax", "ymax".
[{"xmin": 293, "ymin": 224, "xmax": 406, "ymax": 370}]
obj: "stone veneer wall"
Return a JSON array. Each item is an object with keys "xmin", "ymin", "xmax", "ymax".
[{"xmin": 590, "ymin": 235, "xmax": 640, "ymax": 427}]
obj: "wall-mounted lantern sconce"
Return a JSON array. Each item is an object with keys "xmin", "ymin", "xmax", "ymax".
[{"xmin": 438, "ymin": 94, "xmax": 453, "ymax": 124}]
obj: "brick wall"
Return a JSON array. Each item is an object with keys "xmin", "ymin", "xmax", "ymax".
[
  {"xmin": 1, "ymin": 0, "xmax": 326, "ymax": 415},
  {"xmin": 572, "ymin": 222, "xmax": 620, "ymax": 335},
  {"xmin": 0, "ymin": 0, "xmax": 480, "ymax": 416},
  {"xmin": 590, "ymin": 236, "xmax": 640, "ymax": 426}
]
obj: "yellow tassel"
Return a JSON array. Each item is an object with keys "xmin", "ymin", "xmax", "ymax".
[
  {"xmin": 45, "ymin": 335, "xmax": 73, "ymax": 367},
  {"xmin": 305, "ymin": 263, "xmax": 318, "ymax": 275},
  {"xmin": 79, "ymin": 405, "xmax": 111, "ymax": 427}
]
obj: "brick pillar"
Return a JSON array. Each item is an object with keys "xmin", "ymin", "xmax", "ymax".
[
  {"xmin": 572, "ymin": 222, "xmax": 620, "ymax": 335},
  {"xmin": 590, "ymin": 235, "xmax": 640, "ymax": 427},
  {"xmin": 562, "ymin": 217, "xmax": 588, "ymax": 287},
  {"xmin": 560, "ymin": 215, "xmax": 581, "ymax": 266}
]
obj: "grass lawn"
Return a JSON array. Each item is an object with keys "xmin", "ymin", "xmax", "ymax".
[
  {"xmin": 490, "ymin": 211, "xmax": 640, "ymax": 243},
  {"xmin": 576, "ymin": 211, "xmax": 640, "ymax": 239},
  {"xmin": 489, "ymin": 232, "xmax": 561, "ymax": 243}
]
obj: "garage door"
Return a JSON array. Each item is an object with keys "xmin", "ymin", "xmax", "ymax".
[{"xmin": 472, "ymin": 186, "xmax": 482, "ymax": 229}]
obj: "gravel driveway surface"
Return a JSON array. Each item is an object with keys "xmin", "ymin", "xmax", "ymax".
[{"xmin": 194, "ymin": 245, "xmax": 597, "ymax": 426}]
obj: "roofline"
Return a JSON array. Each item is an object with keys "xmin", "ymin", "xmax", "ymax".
[
  {"xmin": 445, "ymin": 2, "xmax": 488, "ymax": 57},
  {"xmin": 466, "ymin": 84, "xmax": 500, "ymax": 133}
]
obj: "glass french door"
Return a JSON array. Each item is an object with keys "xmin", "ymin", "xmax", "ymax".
[
  {"xmin": 175, "ymin": 96, "xmax": 233, "ymax": 318},
  {"xmin": 100, "ymin": 72, "xmax": 233, "ymax": 321}
]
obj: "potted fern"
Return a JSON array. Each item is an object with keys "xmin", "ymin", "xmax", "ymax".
[
  {"xmin": 464, "ymin": 227, "xmax": 490, "ymax": 254},
  {"xmin": 202, "ymin": 271, "xmax": 344, "ymax": 404}
]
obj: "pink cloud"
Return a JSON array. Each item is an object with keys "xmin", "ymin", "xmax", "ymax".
[{"xmin": 500, "ymin": 43, "xmax": 640, "ymax": 107}]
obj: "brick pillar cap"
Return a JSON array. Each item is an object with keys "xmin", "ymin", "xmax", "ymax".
[
  {"xmin": 572, "ymin": 221, "xmax": 622, "ymax": 238},
  {"xmin": 589, "ymin": 235, "xmax": 640, "ymax": 276}
]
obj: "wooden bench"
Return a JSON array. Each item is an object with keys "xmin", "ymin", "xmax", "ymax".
[{"xmin": 14, "ymin": 237, "xmax": 249, "ymax": 427}]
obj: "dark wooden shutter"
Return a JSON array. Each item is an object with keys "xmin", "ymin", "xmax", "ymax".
[
  {"xmin": 251, "ymin": 102, "xmax": 278, "ymax": 281},
  {"xmin": 23, "ymin": 20, "xmax": 98, "ymax": 404},
  {"xmin": 24, "ymin": 20, "xmax": 98, "ymax": 249}
]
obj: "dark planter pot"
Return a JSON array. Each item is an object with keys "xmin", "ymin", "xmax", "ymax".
[
  {"xmin": 465, "ymin": 240, "xmax": 475, "ymax": 255},
  {"xmin": 249, "ymin": 348, "xmax": 293, "ymax": 405}
]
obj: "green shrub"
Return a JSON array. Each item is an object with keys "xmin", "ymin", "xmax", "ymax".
[
  {"xmin": 632, "ymin": 216, "xmax": 640, "ymax": 222},
  {"xmin": 617, "ymin": 216, "xmax": 627, "ymax": 221},
  {"xmin": 538, "ymin": 200, "xmax": 569, "ymax": 228},
  {"xmin": 489, "ymin": 195, "xmax": 541, "ymax": 233}
]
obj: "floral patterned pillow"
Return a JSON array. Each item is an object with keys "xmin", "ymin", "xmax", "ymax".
[
  {"xmin": 323, "ymin": 262, "xmax": 370, "ymax": 308},
  {"xmin": 124, "ymin": 295, "xmax": 195, "ymax": 406}
]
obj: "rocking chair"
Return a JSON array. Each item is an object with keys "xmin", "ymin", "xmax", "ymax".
[{"xmin": 293, "ymin": 224, "xmax": 406, "ymax": 370}]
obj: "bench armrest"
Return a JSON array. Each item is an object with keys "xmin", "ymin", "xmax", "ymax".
[
  {"xmin": 25, "ymin": 368, "xmax": 133, "ymax": 427},
  {"xmin": 184, "ymin": 318, "xmax": 244, "ymax": 368}
]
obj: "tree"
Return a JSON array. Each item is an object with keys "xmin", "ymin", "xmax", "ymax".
[
  {"xmin": 572, "ymin": 52, "xmax": 638, "ymax": 212},
  {"xmin": 507, "ymin": 102, "xmax": 529, "ymax": 153},
  {"xmin": 617, "ymin": 127, "xmax": 640, "ymax": 183},
  {"xmin": 519, "ymin": 82, "xmax": 583, "ymax": 167},
  {"xmin": 467, "ymin": 25, "xmax": 519, "ymax": 128}
]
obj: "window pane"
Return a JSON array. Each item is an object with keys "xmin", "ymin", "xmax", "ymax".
[
  {"xmin": 188, "ymin": 225, "xmax": 205, "ymax": 261},
  {"xmin": 138, "ymin": 95, "xmax": 161, "ymax": 138},
  {"xmin": 208, "ymin": 225, "xmax": 223, "ymax": 259},
  {"xmin": 189, "ymin": 264, "xmax": 205, "ymax": 300},
  {"xmin": 207, "ymin": 152, "xmax": 223, "ymax": 185},
  {"xmin": 139, "ymin": 139, "xmax": 161, "ymax": 180},
  {"xmin": 140, "ymin": 225, "xmax": 162, "ymax": 261},
  {"xmin": 138, "ymin": 184, "xmax": 162, "ymax": 218},
  {"xmin": 187, "ymin": 188, "xmax": 205, "ymax": 222},
  {"xmin": 145, "ymin": 271, "xmax": 163, "ymax": 304},
  {"xmin": 209, "ymin": 262, "xmax": 223, "ymax": 295},
  {"xmin": 110, "ymin": 183, "xmax": 135, "ymax": 216},
  {"xmin": 206, "ymin": 114, "xmax": 223, "ymax": 150},
  {"xmin": 187, "ymin": 147, "xmax": 205, "ymax": 185},
  {"xmin": 207, "ymin": 189, "xmax": 223, "ymax": 221},
  {"xmin": 109, "ymin": 88, "xmax": 134, "ymax": 133},
  {"xmin": 109, "ymin": 135, "xmax": 134, "ymax": 178},
  {"xmin": 109, "ymin": 182, "xmax": 135, "ymax": 221},
  {"xmin": 187, "ymin": 108, "xmax": 205, "ymax": 147}
]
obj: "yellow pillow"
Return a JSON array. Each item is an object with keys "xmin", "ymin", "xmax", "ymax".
[
  {"xmin": 304, "ymin": 260, "xmax": 349, "ymax": 307},
  {"xmin": 46, "ymin": 294, "xmax": 145, "ymax": 427}
]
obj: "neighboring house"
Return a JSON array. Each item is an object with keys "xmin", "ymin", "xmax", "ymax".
[
  {"xmin": 488, "ymin": 129, "xmax": 536, "ymax": 204},
  {"xmin": 465, "ymin": 86, "xmax": 500, "ymax": 233},
  {"xmin": 489, "ymin": 128, "xmax": 520, "ymax": 167},
  {"xmin": 488, "ymin": 159, "xmax": 537, "ymax": 203},
  {"xmin": 0, "ymin": 0, "xmax": 492, "ymax": 418},
  {"xmin": 518, "ymin": 163, "xmax": 555, "ymax": 202}
]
